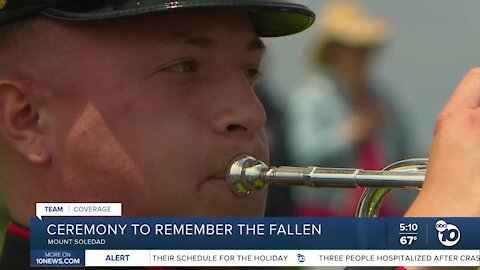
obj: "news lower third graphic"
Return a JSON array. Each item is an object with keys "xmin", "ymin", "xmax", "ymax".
[{"xmin": 31, "ymin": 203, "xmax": 480, "ymax": 267}]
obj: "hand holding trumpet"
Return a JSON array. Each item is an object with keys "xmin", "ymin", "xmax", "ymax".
[{"xmin": 406, "ymin": 68, "xmax": 480, "ymax": 217}]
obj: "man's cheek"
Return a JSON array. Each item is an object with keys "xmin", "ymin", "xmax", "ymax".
[
  {"xmin": 60, "ymin": 104, "xmax": 141, "ymax": 183},
  {"xmin": 257, "ymin": 129, "xmax": 270, "ymax": 161}
]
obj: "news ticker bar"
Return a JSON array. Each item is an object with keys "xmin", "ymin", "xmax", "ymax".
[
  {"xmin": 31, "ymin": 218, "xmax": 480, "ymax": 249},
  {"xmin": 31, "ymin": 249, "xmax": 480, "ymax": 267}
]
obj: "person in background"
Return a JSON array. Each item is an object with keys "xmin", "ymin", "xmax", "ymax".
[{"xmin": 286, "ymin": 1, "xmax": 410, "ymax": 217}]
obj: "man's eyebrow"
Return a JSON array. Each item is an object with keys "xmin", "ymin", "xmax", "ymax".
[{"xmin": 171, "ymin": 35, "xmax": 266, "ymax": 51}]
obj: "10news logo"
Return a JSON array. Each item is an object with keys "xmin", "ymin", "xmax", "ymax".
[{"xmin": 435, "ymin": 220, "xmax": 461, "ymax": 247}]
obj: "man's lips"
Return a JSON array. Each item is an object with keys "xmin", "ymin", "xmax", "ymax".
[
  {"xmin": 204, "ymin": 163, "xmax": 233, "ymax": 192},
  {"xmin": 211, "ymin": 169, "xmax": 228, "ymax": 179},
  {"xmin": 207, "ymin": 155, "xmax": 238, "ymax": 181},
  {"xmin": 204, "ymin": 165, "xmax": 228, "ymax": 182},
  {"xmin": 204, "ymin": 173, "xmax": 231, "ymax": 193},
  {"xmin": 207, "ymin": 172, "xmax": 228, "ymax": 182}
]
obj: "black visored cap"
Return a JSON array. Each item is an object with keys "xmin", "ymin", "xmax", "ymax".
[{"xmin": 0, "ymin": 0, "xmax": 315, "ymax": 37}]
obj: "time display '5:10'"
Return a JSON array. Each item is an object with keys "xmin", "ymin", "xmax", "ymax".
[{"xmin": 399, "ymin": 223, "xmax": 418, "ymax": 232}]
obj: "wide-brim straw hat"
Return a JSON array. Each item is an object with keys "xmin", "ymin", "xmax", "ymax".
[{"xmin": 314, "ymin": 1, "xmax": 389, "ymax": 63}]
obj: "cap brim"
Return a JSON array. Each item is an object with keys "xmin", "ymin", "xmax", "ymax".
[
  {"xmin": 40, "ymin": 0, "xmax": 315, "ymax": 37},
  {"xmin": 0, "ymin": 1, "xmax": 63, "ymax": 25}
]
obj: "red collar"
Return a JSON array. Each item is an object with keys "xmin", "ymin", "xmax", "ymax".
[{"xmin": 7, "ymin": 222, "xmax": 30, "ymax": 239}]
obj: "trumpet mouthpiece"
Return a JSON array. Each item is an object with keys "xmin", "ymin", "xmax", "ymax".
[{"xmin": 227, "ymin": 155, "xmax": 269, "ymax": 197}]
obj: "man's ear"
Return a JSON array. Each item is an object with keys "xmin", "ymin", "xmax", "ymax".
[{"xmin": 0, "ymin": 81, "xmax": 51, "ymax": 165}]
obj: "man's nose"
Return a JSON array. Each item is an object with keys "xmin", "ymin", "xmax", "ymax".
[{"xmin": 210, "ymin": 73, "xmax": 267, "ymax": 138}]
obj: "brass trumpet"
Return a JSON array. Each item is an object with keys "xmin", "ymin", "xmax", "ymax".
[{"xmin": 227, "ymin": 155, "xmax": 428, "ymax": 217}]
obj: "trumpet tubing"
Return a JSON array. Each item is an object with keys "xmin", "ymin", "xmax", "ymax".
[{"xmin": 227, "ymin": 155, "xmax": 428, "ymax": 217}]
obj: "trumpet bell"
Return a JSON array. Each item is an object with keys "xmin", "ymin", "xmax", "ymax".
[{"xmin": 356, "ymin": 158, "xmax": 427, "ymax": 217}]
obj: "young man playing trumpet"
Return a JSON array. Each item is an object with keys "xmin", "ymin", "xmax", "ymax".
[{"xmin": 0, "ymin": 0, "xmax": 478, "ymax": 269}]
